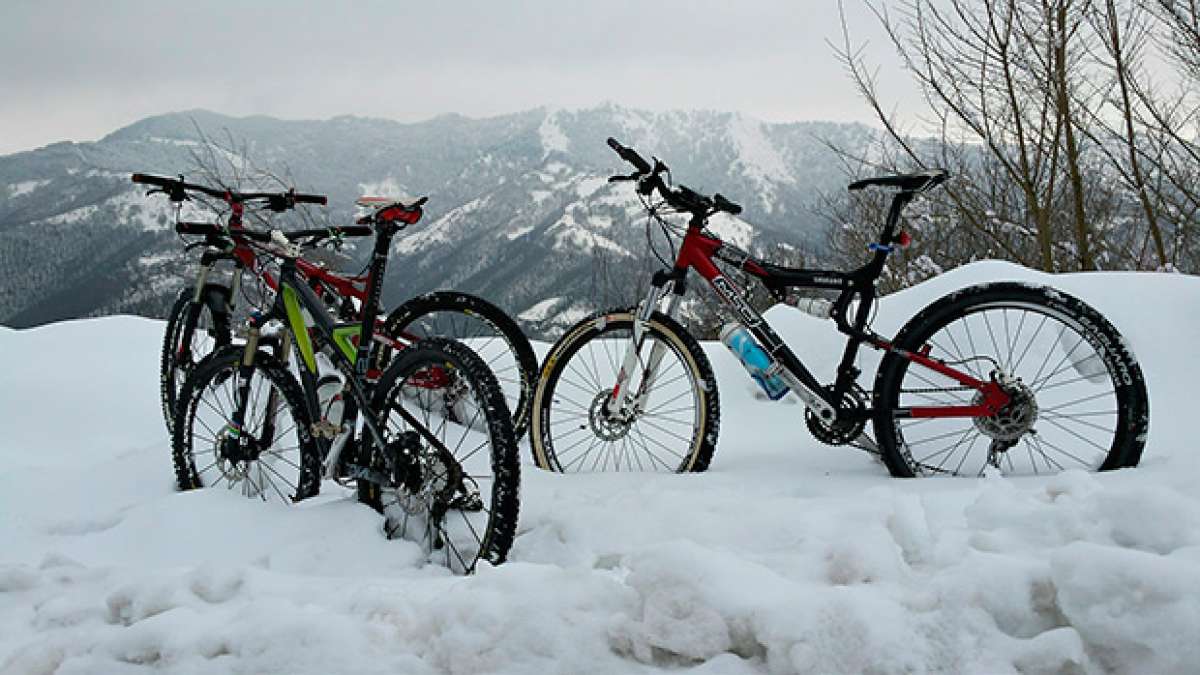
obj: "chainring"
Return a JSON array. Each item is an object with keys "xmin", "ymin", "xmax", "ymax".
[{"xmin": 805, "ymin": 383, "xmax": 869, "ymax": 446}]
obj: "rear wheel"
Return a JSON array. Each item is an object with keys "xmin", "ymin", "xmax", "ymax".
[
  {"xmin": 375, "ymin": 292, "xmax": 537, "ymax": 438},
  {"xmin": 872, "ymin": 283, "xmax": 1148, "ymax": 477},
  {"xmin": 359, "ymin": 338, "xmax": 520, "ymax": 574},
  {"xmin": 172, "ymin": 346, "xmax": 321, "ymax": 502},
  {"xmin": 160, "ymin": 286, "xmax": 231, "ymax": 434},
  {"xmin": 530, "ymin": 309, "xmax": 720, "ymax": 473}
]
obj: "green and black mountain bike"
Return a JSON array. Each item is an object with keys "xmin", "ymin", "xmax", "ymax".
[{"xmin": 169, "ymin": 194, "xmax": 520, "ymax": 573}]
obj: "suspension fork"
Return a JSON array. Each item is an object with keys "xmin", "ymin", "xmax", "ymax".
[
  {"xmin": 226, "ymin": 315, "xmax": 265, "ymax": 441},
  {"xmin": 191, "ymin": 262, "xmax": 213, "ymax": 302},
  {"xmin": 633, "ymin": 276, "xmax": 687, "ymax": 406},
  {"xmin": 228, "ymin": 265, "xmax": 242, "ymax": 313},
  {"xmin": 228, "ymin": 309, "xmax": 294, "ymax": 446},
  {"xmin": 609, "ymin": 271, "xmax": 682, "ymax": 417}
]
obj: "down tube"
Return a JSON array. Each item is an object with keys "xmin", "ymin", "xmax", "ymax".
[{"xmin": 686, "ymin": 253, "xmax": 831, "ymax": 407}]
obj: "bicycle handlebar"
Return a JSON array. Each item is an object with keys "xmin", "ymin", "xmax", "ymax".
[
  {"xmin": 175, "ymin": 221, "xmax": 374, "ymax": 246},
  {"xmin": 606, "ymin": 137, "xmax": 652, "ymax": 174},
  {"xmin": 605, "ymin": 138, "xmax": 743, "ymax": 219},
  {"xmin": 132, "ymin": 173, "xmax": 327, "ymax": 209}
]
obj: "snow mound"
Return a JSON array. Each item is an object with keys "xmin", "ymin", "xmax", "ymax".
[{"xmin": 2, "ymin": 261, "xmax": 1199, "ymax": 674}]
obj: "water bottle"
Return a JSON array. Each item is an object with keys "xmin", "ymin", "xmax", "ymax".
[
  {"xmin": 719, "ymin": 323, "xmax": 790, "ymax": 400},
  {"xmin": 315, "ymin": 352, "xmax": 345, "ymax": 426},
  {"xmin": 789, "ymin": 296, "xmax": 833, "ymax": 319}
]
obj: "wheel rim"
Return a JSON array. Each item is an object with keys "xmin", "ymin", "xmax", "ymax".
[
  {"xmin": 173, "ymin": 305, "xmax": 220, "ymax": 401},
  {"xmin": 185, "ymin": 363, "xmax": 307, "ymax": 502},
  {"xmin": 394, "ymin": 310, "xmax": 527, "ymax": 431},
  {"xmin": 544, "ymin": 323, "xmax": 703, "ymax": 472},
  {"xmin": 376, "ymin": 359, "xmax": 501, "ymax": 574},
  {"xmin": 890, "ymin": 303, "xmax": 1124, "ymax": 476}
]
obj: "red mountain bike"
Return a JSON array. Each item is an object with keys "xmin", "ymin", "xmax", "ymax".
[
  {"xmin": 529, "ymin": 139, "xmax": 1149, "ymax": 477},
  {"xmin": 133, "ymin": 174, "xmax": 537, "ymax": 438}
]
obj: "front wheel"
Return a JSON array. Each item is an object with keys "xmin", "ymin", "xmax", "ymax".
[
  {"xmin": 359, "ymin": 338, "xmax": 520, "ymax": 574},
  {"xmin": 530, "ymin": 309, "xmax": 720, "ymax": 473},
  {"xmin": 160, "ymin": 285, "xmax": 232, "ymax": 434},
  {"xmin": 872, "ymin": 283, "xmax": 1149, "ymax": 477},
  {"xmin": 172, "ymin": 346, "xmax": 322, "ymax": 502}
]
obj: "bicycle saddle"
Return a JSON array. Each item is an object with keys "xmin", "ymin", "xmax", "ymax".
[
  {"xmin": 848, "ymin": 170, "xmax": 949, "ymax": 193},
  {"xmin": 355, "ymin": 195, "xmax": 429, "ymax": 225},
  {"xmin": 356, "ymin": 196, "xmax": 428, "ymax": 210}
]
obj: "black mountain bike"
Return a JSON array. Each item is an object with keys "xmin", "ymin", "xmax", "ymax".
[
  {"xmin": 171, "ymin": 196, "xmax": 520, "ymax": 573},
  {"xmin": 530, "ymin": 138, "xmax": 1149, "ymax": 478}
]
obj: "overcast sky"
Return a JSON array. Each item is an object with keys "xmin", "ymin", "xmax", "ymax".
[{"xmin": 0, "ymin": 1, "xmax": 915, "ymax": 155}]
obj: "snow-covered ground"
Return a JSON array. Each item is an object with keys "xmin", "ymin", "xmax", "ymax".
[{"xmin": 2, "ymin": 261, "xmax": 1198, "ymax": 674}]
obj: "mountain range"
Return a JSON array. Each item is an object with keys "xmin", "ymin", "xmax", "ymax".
[{"xmin": 0, "ymin": 106, "xmax": 875, "ymax": 335}]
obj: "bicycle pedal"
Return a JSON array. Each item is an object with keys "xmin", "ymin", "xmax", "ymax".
[{"xmin": 311, "ymin": 419, "xmax": 341, "ymax": 440}]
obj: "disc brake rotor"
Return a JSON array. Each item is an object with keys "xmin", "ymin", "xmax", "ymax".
[{"xmin": 588, "ymin": 391, "xmax": 632, "ymax": 441}]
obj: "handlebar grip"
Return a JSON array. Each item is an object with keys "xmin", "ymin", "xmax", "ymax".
[
  {"xmin": 337, "ymin": 224, "xmax": 374, "ymax": 237},
  {"xmin": 294, "ymin": 193, "xmax": 327, "ymax": 206},
  {"xmin": 606, "ymin": 137, "xmax": 652, "ymax": 173},
  {"xmin": 131, "ymin": 173, "xmax": 176, "ymax": 188},
  {"xmin": 175, "ymin": 221, "xmax": 222, "ymax": 236},
  {"xmin": 713, "ymin": 193, "xmax": 743, "ymax": 216}
]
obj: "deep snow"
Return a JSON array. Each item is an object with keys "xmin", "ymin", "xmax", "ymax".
[{"xmin": 1, "ymin": 261, "xmax": 1198, "ymax": 674}]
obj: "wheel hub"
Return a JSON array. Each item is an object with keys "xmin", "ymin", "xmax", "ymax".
[
  {"xmin": 216, "ymin": 423, "xmax": 263, "ymax": 463},
  {"xmin": 972, "ymin": 379, "xmax": 1038, "ymax": 442},
  {"xmin": 390, "ymin": 432, "xmax": 456, "ymax": 517},
  {"xmin": 588, "ymin": 391, "xmax": 633, "ymax": 441}
]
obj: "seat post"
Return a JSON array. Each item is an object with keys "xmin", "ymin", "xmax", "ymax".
[{"xmin": 880, "ymin": 191, "xmax": 915, "ymax": 245}]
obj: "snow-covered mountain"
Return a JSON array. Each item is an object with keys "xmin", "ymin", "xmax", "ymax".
[{"xmin": 0, "ymin": 107, "xmax": 874, "ymax": 335}]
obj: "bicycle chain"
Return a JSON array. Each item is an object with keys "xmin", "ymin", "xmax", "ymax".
[
  {"xmin": 899, "ymin": 385, "xmax": 975, "ymax": 395},
  {"xmin": 896, "ymin": 385, "xmax": 992, "ymax": 476}
]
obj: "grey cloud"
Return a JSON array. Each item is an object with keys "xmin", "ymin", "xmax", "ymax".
[{"xmin": 0, "ymin": 1, "xmax": 910, "ymax": 154}]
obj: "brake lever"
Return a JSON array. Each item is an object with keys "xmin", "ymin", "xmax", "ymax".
[{"xmin": 608, "ymin": 172, "xmax": 640, "ymax": 183}]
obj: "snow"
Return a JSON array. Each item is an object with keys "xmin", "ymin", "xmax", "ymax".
[
  {"xmin": 43, "ymin": 203, "xmax": 99, "ymax": 225},
  {"xmin": 539, "ymin": 111, "xmax": 570, "ymax": 157},
  {"xmin": 8, "ymin": 179, "xmax": 51, "ymax": 197},
  {"xmin": 41, "ymin": 188, "xmax": 164, "ymax": 231},
  {"xmin": 550, "ymin": 213, "xmax": 630, "ymax": 257},
  {"xmin": 518, "ymin": 297, "xmax": 563, "ymax": 322},
  {"xmin": 358, "ymin": 176, "xmax": 409, "ymax": 199},
  {"xmin": 2, "ymin": 261, "xmax": 1200, "ymax": 674},
  {"xmin": 394, "ymin": 197, "xmax": 487, "ymax": 255},
  {"xmin": 727, "ymin": 114, "xmax": 795, "ymax": 186},
  {"xmin": 705, "ymin": 213, "xmax": 755, "ymax": 250},
  {"xmin": 504, "ymin": 225, "xmax": 534, "ymax": 240},
  {"xmin": 574, "ymin": 176, "xmax": 608, "ymax": 200},
  {"xmin": 727, "ymin": 114, "xmax": 796, "ymax": 214}
]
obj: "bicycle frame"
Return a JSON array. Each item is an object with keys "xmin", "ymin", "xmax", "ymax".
[
  {"xmin": 611, "ymin": 193, "xmax": 1012, "ymax": 426},
  {"xmin": 221, "ymin": 228, "xmax": 460, "ymax": 490},
  {"xmin": 180, "ymin": 199, "xmax": 411, "ymax": 371}
]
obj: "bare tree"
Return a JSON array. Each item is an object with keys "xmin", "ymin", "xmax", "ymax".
[
  {"xmin": 828, "ymin": 0, "xmax": 1200, "ymax": 280},
  {"xmin": 183, "ymin": 120, "xmax": 330, "ymax": 232}
]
